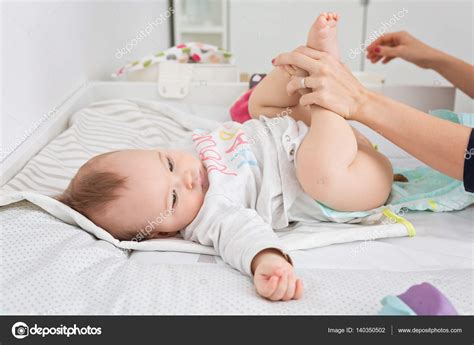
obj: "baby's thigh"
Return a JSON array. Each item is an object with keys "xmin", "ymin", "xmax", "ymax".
[{"xmin": 295, "ymin": 141, "xmax": 393, "ymax": 212}]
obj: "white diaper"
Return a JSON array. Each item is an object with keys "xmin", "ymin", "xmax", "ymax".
[
  {"xmin": 279, "ymin": 116, "xmax": 373, "ymax": 224},
  {"xmin": 280, "ymin": 116, "xmax": 309, "ymax": 167}
]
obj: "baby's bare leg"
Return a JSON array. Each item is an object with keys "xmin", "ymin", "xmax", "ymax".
[
  {"xmin": 248, "ymin": 66, "xmax": 313, "ymax": 124},
  {"xmin": 296, "ymin": 106, "xmax": 393, "ymax": 211}
]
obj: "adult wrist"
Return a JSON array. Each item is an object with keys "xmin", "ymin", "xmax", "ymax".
[
  {"xmin": 353, "ymin": 87, "xmax": 376, "ymax": 123},
  {"xmin": 426, "ymin": 48, "xmax": 449, "ymax": 71}
]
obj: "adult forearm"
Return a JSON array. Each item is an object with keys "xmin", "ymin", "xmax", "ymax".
[
  {"xmin": 356, "ymin": 91, "xmax": 471, "ymax": 180},
  {"xmin": 430, "ymin": 50, "xmax": 474, "ymax": 98}
]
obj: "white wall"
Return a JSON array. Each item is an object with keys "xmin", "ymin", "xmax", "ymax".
[
  {"xmin": 229, "ymin": 0, "xmax": 365, "ymax": 74},
  {"xmin": 1, "ymin": 0, "xmax": 171, "ymax": 163}
]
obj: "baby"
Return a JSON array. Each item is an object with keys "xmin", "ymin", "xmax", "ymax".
[{"xmin": 59, "ymin": 13, "xmax": 393, "ymax": 302}]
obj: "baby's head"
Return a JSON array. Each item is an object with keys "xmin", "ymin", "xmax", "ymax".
[{"xmin": 58, "ymin": 149, "xmax": 208, "ymax": 240}]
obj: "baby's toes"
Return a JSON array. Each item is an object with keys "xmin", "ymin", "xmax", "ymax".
[
  {"xmin": 327, "ymin": 12, "xmax": 339, "ymax": 26},
  {"xmin": 312, "ymin": 12, "xmax": 329, "ymax": 32},
  {"xmin": 330, "ymin": 12, "xmax": 339, "ymax": 21},
  {"xmin": 315, "ymin": 13, "xmax": 328, "ymax": 28}
]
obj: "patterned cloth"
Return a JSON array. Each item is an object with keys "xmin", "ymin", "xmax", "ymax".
[{"xmin": 112, "ymin": 42, "xmax": 232, "ymax": 78}]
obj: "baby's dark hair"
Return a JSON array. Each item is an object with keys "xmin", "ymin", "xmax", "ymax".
[
  {"xmin": 58, "ymin": 171, "xmax": 127, "ymax": 214},
  {"xmin": 56, "ymin": 152, "xmax": 130, "ymax": 239}
]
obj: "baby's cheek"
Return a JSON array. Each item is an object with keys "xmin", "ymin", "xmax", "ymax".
[{"xmin": 188, "ymin": 194, "xmax": 205, "ymax": 219}]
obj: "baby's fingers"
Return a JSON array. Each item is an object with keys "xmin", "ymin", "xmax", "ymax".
[
  {"xmin": 293, "ymin": 279, "xmax": 304, "ymax": 300},
  {"xmin": 259, "ymin": 275, "xmax": 279, "ymax": 298},
  {"xmin": 282, "ymin": 272, "xmax": 296, "ymax": 301},
  {"xmin": 270, "ymin": 271, "xmax": 288, "ymax": 301}
]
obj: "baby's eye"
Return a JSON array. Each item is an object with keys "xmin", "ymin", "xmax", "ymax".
[
  {"xmin": 172, "ymin": 190, "xmax": 178, "ymax": 209},
  {"xmin": 167, "ymin": 157, "xmax": 174, "ymax": 172}
]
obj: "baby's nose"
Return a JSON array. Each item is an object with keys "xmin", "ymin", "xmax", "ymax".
[{"xmin": 184, "ymin": 170, "xmax": 196, "ymax": 189}]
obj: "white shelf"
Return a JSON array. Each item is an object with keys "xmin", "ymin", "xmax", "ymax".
[
  {"xmin": 173, "ymin": 0, "xmax": 228, "ymax": 49},
  {"xmin": 180, "ymin": 26, "xmax": 224, "ymax": 34}
]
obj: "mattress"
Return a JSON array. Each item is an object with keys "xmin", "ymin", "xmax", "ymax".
[{"xmin": 1, "ymin": 101, "xmax": 472, "ymax": 315}]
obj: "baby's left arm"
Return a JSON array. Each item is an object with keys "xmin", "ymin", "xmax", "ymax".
[{"xmin": 183, "ymin": 196, "xmax": 292, "ymax": 278}]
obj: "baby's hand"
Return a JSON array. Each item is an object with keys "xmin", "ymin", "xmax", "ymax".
[{"xmin": 251, "ymin": 249, "xmax": 304, "ymax": 301}]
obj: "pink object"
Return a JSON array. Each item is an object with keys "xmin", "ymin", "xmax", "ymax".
[{"xmin": 230, "ymin": 88, "xmax": 254, "ymax": 123}]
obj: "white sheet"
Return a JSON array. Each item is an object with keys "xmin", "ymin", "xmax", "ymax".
[{"xmin": 1, "ymin": 200, "xmax": 472, "ymax": 315}]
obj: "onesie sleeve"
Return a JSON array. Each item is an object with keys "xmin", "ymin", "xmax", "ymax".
[
  {"xmin": 463, "ymin": 128, "xmax": 474, "ymax": 193},
  {"xmin": 182, "ymin": 195, "xmax": 293, "ymax": 277}
]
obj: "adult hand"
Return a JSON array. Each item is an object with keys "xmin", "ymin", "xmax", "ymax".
[
  {"xmin": 273, "ymin": 46, "xmax": 369, "ymax": 120},
  {"xmin": 366, "ymin": 31, "xmax": 440, "ymax": 68}
]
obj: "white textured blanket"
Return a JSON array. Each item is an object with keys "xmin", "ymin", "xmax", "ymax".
[{"xmin": 1, "ymin": 99, "xmax": 411, "ymax": 255}]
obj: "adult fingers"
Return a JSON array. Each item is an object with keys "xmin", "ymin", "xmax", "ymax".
[
  {"xmin": 299, "ymin": 90, "xmax": 324, "ymax": 107},
  {"xmin": 273, "ymin": 51, "xmax": 324, "ymax": 73},
  {"xmin": 367, "ymin": 53, "xmax": 383, "ymax": 64},
  {"xmin": 382, "ymin": 56, "xmax": 395, "ymax": 64},
  {"xmin": 293, "ymin": 45, "xmax": 329, "ymax": 61},
  {"xmin": 293, "ymin": 279, "xmax": 304, "ymax": 300},
  {"xmin": 279, "ymin": 64, "xmax": 297, "ymax": 76},
  {"xmin": 368, "ymin": 46, "xmax": 401, "ymax": 65},
  {"xmin": 286, "ymin": 76, "xmax": 319, "ymax": 95},
  {"xmin": 269, "ymin": 271, "xmax": 288, "ymax": 301},
  {"xmin": 282, "ymin": 272, "xmax": 296, "ymax": 301},
  {"xmin": 366, "ymin": 32, "xmax": 400, "ymax": 52},
  {"xmin": 377, "ymin": 45, "xmax": 402, "ymax": 59}
]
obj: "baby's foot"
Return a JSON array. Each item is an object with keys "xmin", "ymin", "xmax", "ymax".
[{"xmin": 307, "ymin": 12, "xmax": 340, "ymax": 60}]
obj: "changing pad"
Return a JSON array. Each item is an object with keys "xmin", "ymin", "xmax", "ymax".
[
  {"xmin": 1, "ymin": 100, "xmax": 472, "ymax": 315},
  {"xmin": 1, "ymin": 100, "xmax": 469, "ymax": 256}
]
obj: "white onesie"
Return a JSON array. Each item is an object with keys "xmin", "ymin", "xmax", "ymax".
[{"xmin": 180, "ymin": 115, "xmax": 349, "ymax": 276}]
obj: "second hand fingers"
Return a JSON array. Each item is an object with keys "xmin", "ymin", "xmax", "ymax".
[
  {"xmin": 287, "ymin": 77, "xmax": 304, "ymax": 95},
  {"xmin": 299, "ymin": 90, "xmax": 322, "ymax": 107},
  {"xmin": 287, "ymin": 76, "xmax": 317, "ymax": 95}
]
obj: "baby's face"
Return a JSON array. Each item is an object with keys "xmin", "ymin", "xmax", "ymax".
[{"xmin": 97, "ymin": 148, "xmax": 208, "ymax": 238}]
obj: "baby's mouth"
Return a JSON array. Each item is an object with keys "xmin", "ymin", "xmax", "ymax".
[{"xmin": 200, "ymin": 165, "xmax": 209, "ymax": 192}]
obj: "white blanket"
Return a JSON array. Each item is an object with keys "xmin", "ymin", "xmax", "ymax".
[{"xmin": 1, "ymin": 99, "xmax": 411, "ymax": 255}]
